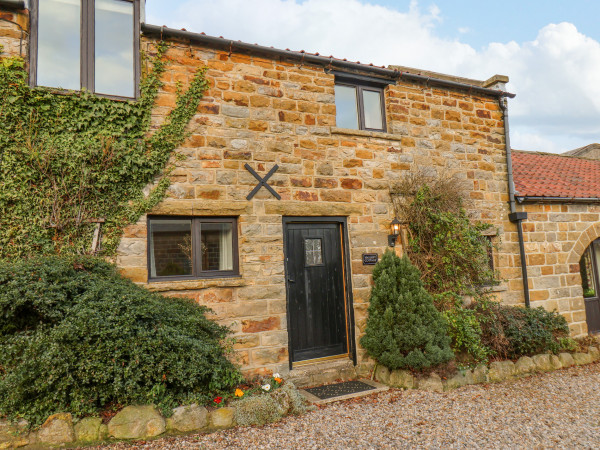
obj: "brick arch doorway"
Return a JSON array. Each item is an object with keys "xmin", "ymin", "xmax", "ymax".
[{"xmin": 580, "ymin": 239, "xmax": 600, "ymax": 333}]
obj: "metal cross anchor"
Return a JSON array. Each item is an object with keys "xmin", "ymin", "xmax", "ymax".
[{"xmin": 244, "ymin": 163, "xmax": 281, "ymax": 200}]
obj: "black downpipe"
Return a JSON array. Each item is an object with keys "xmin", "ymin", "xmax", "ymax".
[
  {"xmin": 500, "ymin": 98, "xmax": 530, "ymax": 308},
  {"xmin": 512, "ymin": 215, "xmax": 530, "ymax": 308}
]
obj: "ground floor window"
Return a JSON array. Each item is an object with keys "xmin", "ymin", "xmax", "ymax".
[{"xmin": 148, "ymin": 217, "xmax": 238, "ymax": 281}]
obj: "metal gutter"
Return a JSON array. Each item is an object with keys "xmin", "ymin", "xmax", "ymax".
[
  {"xmin": 517, "ymin": 196, "xmax": 600, "ymax": 203},
  {"xmin": 141, "ymin": 23, "xmax": 515, "ymax": 100},
  {"xmin": 0, "ymin": 0, "xmax": 25, "ymax": 9},
  {"xmin": 500, "ymin": 98, "xmax": 530, "ymax": 308}
]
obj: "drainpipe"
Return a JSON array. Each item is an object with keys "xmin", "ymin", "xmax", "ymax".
[{"xmin": 499, "ymin": 98, "xmax": 530, "ymax": 308}]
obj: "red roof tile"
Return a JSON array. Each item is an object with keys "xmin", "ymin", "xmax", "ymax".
[{"xmin": 512, "ymin": 151, "xmax": 600, "ymax": 199}]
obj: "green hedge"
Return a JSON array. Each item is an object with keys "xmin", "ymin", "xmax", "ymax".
[
  {"xmin": 0, "ymin": 256, "xmax": 242, "ymax": 426},
  {"xmin": 474, "ymin": 301, "xmax": 572, "ymax": 360}
]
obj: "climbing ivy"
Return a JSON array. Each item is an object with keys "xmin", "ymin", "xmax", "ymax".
[{"xmin": 0, "ymin": 42, "xmax": 208, "ymax": 257}]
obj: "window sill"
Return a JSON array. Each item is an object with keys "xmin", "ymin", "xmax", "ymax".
[
  {"xmin": 143, "ymin": 276, "xmax": 247, "ymax": 292},
  {"xmin": 31, "ymin": 85, "xmax": 138, "ymax": 102},
  {"xmin": 331, "ymin": 127, "xmax": 404, "ymax": 142},
  {"xmin": 481, "ymin": 283, "xmax": 507, "ymax": 293}
]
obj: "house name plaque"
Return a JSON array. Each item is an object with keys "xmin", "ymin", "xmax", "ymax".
[{"xmin": 362, "ymin": 253, "xmax": 379, "ymax": 265}]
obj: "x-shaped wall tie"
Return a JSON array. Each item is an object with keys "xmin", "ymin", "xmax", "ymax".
[{"xmin": 244, "ymin": 163, "xmax": 281, "ymax": 200}]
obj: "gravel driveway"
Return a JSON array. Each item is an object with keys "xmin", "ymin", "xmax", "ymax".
[{"xmin": 96, "ymin": 362, "xmax": 600, "ymax": 449}]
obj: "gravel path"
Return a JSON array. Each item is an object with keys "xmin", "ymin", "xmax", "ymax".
[{"xmin": 96, "ymin": 363, "xmax": 600, "ymax": 449}]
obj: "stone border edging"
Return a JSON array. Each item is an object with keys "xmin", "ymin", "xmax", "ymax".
[
  {"xmin": 0, "ymin": 382, "xmax": 307, "ymax": 448},
  {"xmin": 373, "ymin": 347, "xmax": 600, "ymax": 392}
]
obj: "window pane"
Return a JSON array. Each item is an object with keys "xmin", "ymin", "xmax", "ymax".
[
  {"xmin": 334, "ymin": 85, "xmax": 359, "ymax": 129},
  {"xmin": 37, "ymin": 0, "xmax": 80, "ymax": 90},
  {"xmin": 580, "ymin": 248, "xmax": 596, "ymax": 298},
  {"xmin": 95, "ymin": 0, "xmax": 134, "ymax": 97},
  {"xmin": 363, "ymin": 89, "xmax": 384, "ymax": 130},
  {"xmin": 305, "ymin": 238, "xmax": 323, "ymax": 266},
  {"xmin": 149, "ymin": 219, "xmax": 192, "ymax": 277},
  {"xmin": 201, "ymin": 223, "xmax": 233, "ymax": 271}
]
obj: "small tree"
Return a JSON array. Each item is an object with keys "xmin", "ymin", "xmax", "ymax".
[{"xmin": 360, "ymin": 251, "xmax": 454, "ymax": 370}]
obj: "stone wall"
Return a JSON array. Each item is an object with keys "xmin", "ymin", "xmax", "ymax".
[
  {"xmin": 0, "ymin": 8, "xmax": 27, "ymax": 58},
  {"xmin": 117, "ymin": 38, "xmax": 517, "ymax": 375},
  {"xmin": 2, "ymin": 6, "xmax": 594, "ymax": 374},
  {"xmin": 512, "ymin": 202, "xmax": 600, "ymax": 336}
]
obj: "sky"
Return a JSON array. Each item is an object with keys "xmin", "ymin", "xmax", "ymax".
[{"xmin": 145, "ymin": 0, "xmax": 600, "ymax": 154}]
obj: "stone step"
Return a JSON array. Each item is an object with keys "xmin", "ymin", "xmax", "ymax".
[{"xmin": 285, "ymin": 358, "xmax": 360, "ymax": 388}]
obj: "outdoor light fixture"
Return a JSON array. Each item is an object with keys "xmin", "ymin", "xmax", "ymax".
[{"xmin": 388, "ymin": 217, "xmax": 402, "ymax": 247}]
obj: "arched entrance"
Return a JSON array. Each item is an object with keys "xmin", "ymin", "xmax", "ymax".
[{"xmin": 580, "ymin": 239, "xmax": 600, "ymax": 333}]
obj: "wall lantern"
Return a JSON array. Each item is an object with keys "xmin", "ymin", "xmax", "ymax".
[{"xmin": 388, "ymin": 217, "xmax": 402, "ymax": 247}]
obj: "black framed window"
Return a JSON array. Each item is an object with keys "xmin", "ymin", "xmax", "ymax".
[
  {"xmin": 580, "ymin": 241, "xmax": 600, "ymax": 298},
  {"xmin": 30, "ymin": 0, "xmax": 140, "ymax": 98},
  {"xmin": 148, "ymin": 217, "xmax": 239, "ymax": 281},
  {"xmin": 334, "ymin": 80, "xmax": 386, "ymax": 132}
]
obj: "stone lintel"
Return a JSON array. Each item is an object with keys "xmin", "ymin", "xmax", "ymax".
[
  {"xmin": 480, "ymin": 227, "xmax": 499, "ymax": 236},
  {"xmin": 264, "ymin": 201, "xmax": 363, "ymax": 216},
  {"xmin": 149, "ymin": 200, "xmax": 252, "ymax": 216}
]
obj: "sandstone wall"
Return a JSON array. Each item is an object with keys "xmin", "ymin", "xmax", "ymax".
[
  {"xmin": 118, "ymin": 38, "xmax": 517, "ymax": 375},
  {"xmin": 0, "ymin": 8, "xmax": 28, "ymax": 58},
  {"xmin": 513, "ymin": 202, "xmax": 600, "ymax": 336}
]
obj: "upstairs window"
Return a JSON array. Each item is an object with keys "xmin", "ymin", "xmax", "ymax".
[
  {"xmin": 334, "ymin": 74, "xmax": 387, "ymax": 132},
  {"xmin": 31, "ymin": 0, "xmax": 140, "ymax": 98}
]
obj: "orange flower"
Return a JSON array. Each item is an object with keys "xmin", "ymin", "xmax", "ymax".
[
  {"xmin": 235, "ymin": 389, "xmax": 244, "ymax": 397},
  {"xmin": 274, "ymin": 377, "xmax": 283, "ymax": 383}
]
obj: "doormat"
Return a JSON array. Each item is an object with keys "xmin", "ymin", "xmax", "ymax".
[
  {"xmin": 300, "ymin": 379, "xmax": 388, "ymax": 404},
  {"xmin": 304, "ymin": 380, "xmax": 375, "ymax": 400}
]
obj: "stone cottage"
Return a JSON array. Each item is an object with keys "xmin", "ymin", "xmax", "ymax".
[{"xmin": 1, "ymin": 0, "xmax": 597, "ymax": 378}]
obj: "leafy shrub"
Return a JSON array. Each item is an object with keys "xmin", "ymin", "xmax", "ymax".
[
  {"xmin": 474, "ymin": 301, "xmax": 571, "ymax": 359},
  {"xmin": 0, "ymin": 256, "xmax": 243, "ymax": 426},
  {"xmin": 360, "ymin": 251, "xmax": 453, "ymax": 370},
  {"xmin": 390, "ymin": 171, "xmax": 497, "ymax": 307},
  {"xmin": 443, "ymin": 300, "xmax": 490, "ymax": 364}
]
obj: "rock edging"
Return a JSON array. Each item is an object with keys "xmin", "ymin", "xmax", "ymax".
[
  {"xmin": 0, "ymin": 382, "xmax": 307, "ymax": 448},
  {"xmin": 374, "ymin": 346, "xmax": 600, "ymax": 392}
]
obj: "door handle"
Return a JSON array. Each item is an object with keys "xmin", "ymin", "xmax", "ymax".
[{"xmin": 287, "ymin": 277, "xmax": 295, "ymax": 283}]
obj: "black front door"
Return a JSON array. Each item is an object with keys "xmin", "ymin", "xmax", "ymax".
[{"xmin": 284, "ymin": 221, "xmax": 348, "ymax": 363}]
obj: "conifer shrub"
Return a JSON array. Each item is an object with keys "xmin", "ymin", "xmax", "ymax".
[
  {"xmin": 360, "ymin": 251, "xmax": 454, "ymax": 370},
  {"xmin": 0, "ymin": 256, "xmax": 243, "ymax": 426}
]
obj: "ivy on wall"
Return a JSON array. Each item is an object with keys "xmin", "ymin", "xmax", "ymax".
[{"xmin": 0, "ymin": 42, "xmax": 208, "ymax": 258}]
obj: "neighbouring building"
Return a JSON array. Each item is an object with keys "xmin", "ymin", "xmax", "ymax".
[
  {"xmin": 563, "ymin": 143, "xmax": 600, "ymax": 161},
  {"xmin": 512, "ymin": 150, "xmax": 600, "ymax": 335},
  {"xmin": 1, "ymin": 0, "xmax": 597, "ymax": 378}
]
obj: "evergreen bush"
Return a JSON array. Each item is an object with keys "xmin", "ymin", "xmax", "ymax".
[
  {"xmin": 360, "ymin": 251, "xmax": 454, "ymax": 370},
  {"xmin": 0, "ymin": 256, "xmax": 243, "ymax": 426}
]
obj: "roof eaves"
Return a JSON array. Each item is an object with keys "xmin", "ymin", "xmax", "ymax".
[
  {"xmin": 516, "ymin": 195, "xmax": 600, "ymax": 204},
  {"xmin": 141, "ymin": 23, "xmax": 515, "ymax": 99}
]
